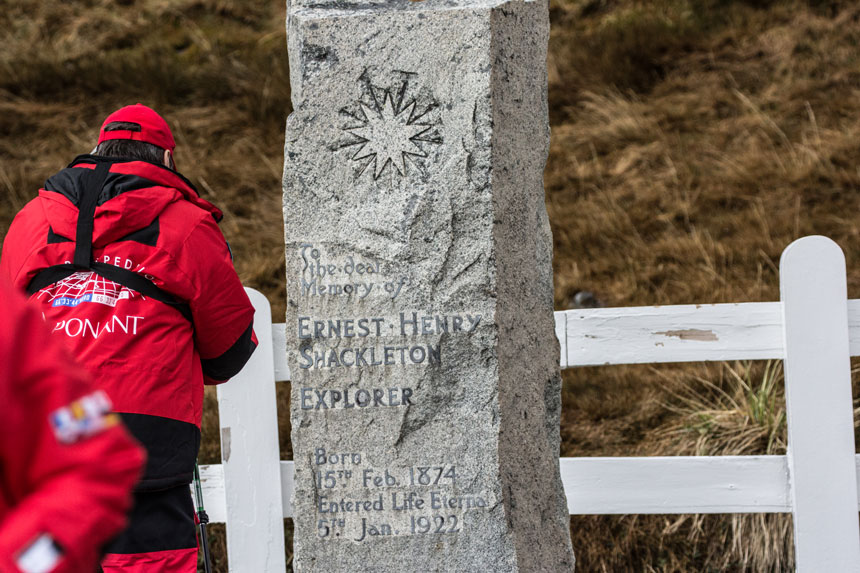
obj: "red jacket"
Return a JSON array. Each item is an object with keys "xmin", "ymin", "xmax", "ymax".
[
  {"xmin": 0, "ymin": 278, "xmax": 144, "ymax": 573},
  {"xmin": 1, "ymin": 155, "xmax": 256, "ymax": 489}
]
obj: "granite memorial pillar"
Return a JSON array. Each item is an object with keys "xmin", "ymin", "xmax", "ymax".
[{"xmin": 284, "ymin": 0, "xmax": 574, "ymax": 569}]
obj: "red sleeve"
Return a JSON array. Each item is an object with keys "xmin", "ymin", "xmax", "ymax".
[
  {"xmin": 0, "ymin": 281, "xmax": 145, "ymax": 573},
  {"xmin": 179, "ymin": 215, "xmax": 256, "ymax": 384},
  {"xmin": 0, "ymin": 200, "xmax": 47, "ymax": 289}
]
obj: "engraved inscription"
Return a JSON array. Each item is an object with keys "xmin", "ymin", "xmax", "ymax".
[
  {"xmin": 299, "ymin": 387, "xmax": 414, "ymax": 409},
  {"xmin": 298, "ymin": 345, "xmax": 441, "ymax": 369},
  {"xmin": 311, "ymin": 448, "xmax": 490, "ymax": 543},
  {"xmin": 299, "ymin": 244, "xmax": 409, "ymax": 300},
  {"xmin": 296, "ymin": 312, "xmax": 481, "ymax": 370}
]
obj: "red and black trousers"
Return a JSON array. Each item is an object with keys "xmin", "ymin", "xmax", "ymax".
[
  {"xmin": 101, "ymin": 413, "xmax": 201, "ymax": 572},
  {"xmin": 101, "ymin": 485, "xmax": 198, "ymax": 572}
]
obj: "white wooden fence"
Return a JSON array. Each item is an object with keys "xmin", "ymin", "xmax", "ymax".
[{"xmin": 199, "ymin": 235, "xmax": 860, "ymax": 572}]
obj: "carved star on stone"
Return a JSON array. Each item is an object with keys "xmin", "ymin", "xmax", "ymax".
[{"xmin": 342, "ymin": 88, "xmax": 439, "ymax": 180}]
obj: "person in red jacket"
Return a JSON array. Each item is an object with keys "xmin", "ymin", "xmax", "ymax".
[
  {"xmin": 0, "ymin": 104, "xmax": 257, "ymax": 572},
  {"xmin": 0, "ymin": 277, "xmax": 144, "ymax": 573}
]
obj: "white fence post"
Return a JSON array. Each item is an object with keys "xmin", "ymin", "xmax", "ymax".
[
  {"xmin": 216, "ymin": 288, "xmax": 286, "ymax": 572},
  {"xmin": 780, "ymin": 236, "xmax": 860, "ymax": 572}
]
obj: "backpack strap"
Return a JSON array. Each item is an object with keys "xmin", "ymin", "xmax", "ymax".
[
  {"xmin": 90, "ymin": 262, "xmax": 192, "ymax": 322},
  {"xmin": 73, "ymin": 162, "xmax": 109, "ymax": 269},
  {"xmin": 26, "ymin": 161, "xmax": 192, "ymax": 322},
  {"xmin": 27, "ymin": 264, "xmax": 78, "ymax": 294}
]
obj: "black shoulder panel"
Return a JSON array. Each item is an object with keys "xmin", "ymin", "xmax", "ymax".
[
  {"xmin": 45, "ymin": 155, "xmax": 165, "ymax": 206},
  {"xmin": 47, "ymin": 227, "xmax": 73, "ymax": 244},
  {"xmin": 116, "ymin": 217, "xmax": 159, "ymax": 246}
]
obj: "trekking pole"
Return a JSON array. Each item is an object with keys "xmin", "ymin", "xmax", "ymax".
[{"xmin": 193, "ymin": 462, "xmax": 213, "ymax": 573}]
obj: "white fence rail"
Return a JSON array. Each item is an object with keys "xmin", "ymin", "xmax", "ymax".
[{"xmin": 199, "ymin": 236, "xmax": 860, "ymax": 572}]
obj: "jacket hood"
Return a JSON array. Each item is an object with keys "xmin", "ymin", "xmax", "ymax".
[{"xmin": 38, "ymin": 155, "xmax": 222, "ymax": 247}]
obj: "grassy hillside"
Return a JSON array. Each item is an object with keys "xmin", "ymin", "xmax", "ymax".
[{"xmin": 3, "ymin": 0, "xmax": 860, "ymax": 570}]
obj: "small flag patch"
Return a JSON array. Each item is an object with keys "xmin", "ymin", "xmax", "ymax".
[
  {"xmin": 16, "ymin": 534, "xmax": 62, "ymax": 573},
  {"xmin": 49, "ymin": 390, "xmax": 117, "ymax": 444}
]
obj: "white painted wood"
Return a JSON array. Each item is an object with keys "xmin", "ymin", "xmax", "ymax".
[
  {"xmin": 197, "ymin": 464, "xmax": 227, "ymax": 524},
  {"xmin": 272, "ymin": 323, "xmax": 289, "ymax": 382},
  {"xmin": 780, "ymin": 236, "xmax": 860, "ymax": 572},
  {"xmin": 849, "ymin": 299, "xmax": 860, "ymax": 357},
  {"xmin": 564, "ymin": 302, "xmax": 785, "ymax": 366},
  {"xmin": 554, "ymin": 310, "xmax": 568, "ymax": 369},
  {"xmin": 280, "ymin": 461, "xmax": 295, "ymax": 519},
  {"xmin": 200, "ymin": 455, "xmax": 860, "ymax": 524},
  {"xmin": 560, "ymin": 456, "xmax": 790, "ymax": 514},
  {"xmin": 216, "ymin": 289, "xmax": 287, "ymax": 573}
]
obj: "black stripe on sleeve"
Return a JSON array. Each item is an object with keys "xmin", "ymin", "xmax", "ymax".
[{"xmin": 200, "ymin": 321, "xmax": 256, "ymax": 382}]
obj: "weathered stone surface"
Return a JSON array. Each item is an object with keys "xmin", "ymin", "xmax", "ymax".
[{"xmin": 283, "ymin": 0, "xmax": 574, "ymax": 570}]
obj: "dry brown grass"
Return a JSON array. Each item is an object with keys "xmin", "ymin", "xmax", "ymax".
[
  {"xmin": 550, "ymin": 1, "xmax": 860, "ymax": 570},
  {"xmin": 548, "ymin": 1, "xmax": 860, "ymax": 310},
  {"xmin": 3, "ymin": 0, "xmax": 860, "ymax": 570},
  {"xmin": 563, "ymin": 361, "xmax": 793, "ymax": 572}
]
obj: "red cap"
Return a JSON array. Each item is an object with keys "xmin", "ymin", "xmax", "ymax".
[{"xmin": 97, "ymin": 104, "xmax": 176, "ymax": 152}]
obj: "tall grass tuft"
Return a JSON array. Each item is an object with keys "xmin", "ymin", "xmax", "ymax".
[
  {"xmin": 566, "ymin": 361, "xmax": 794, "ymax": 571},
  {"xmin": 659, "ymin": 361, "xmax": 786, "ymax": 457},
  {"xmin": 657, "ymin": 361, "xmax": 792, "ymax": 571}
]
